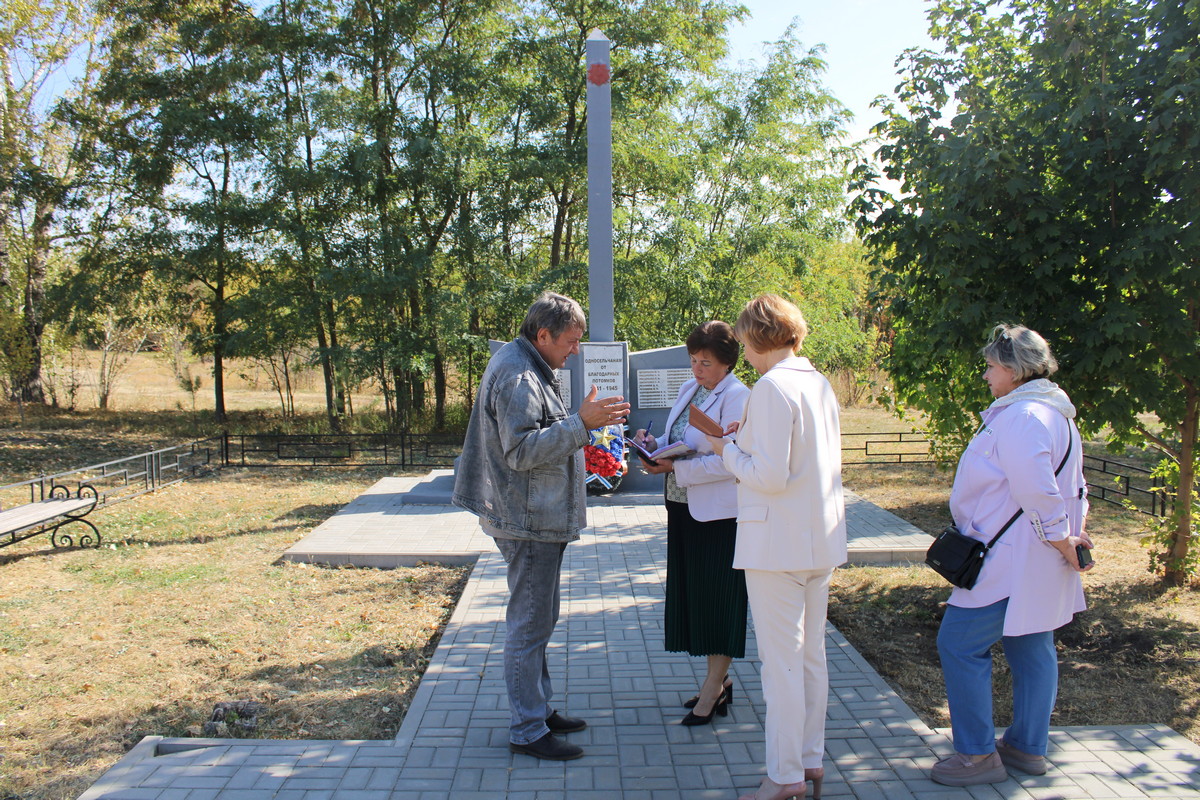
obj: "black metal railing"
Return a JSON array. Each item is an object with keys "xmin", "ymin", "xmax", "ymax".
[
  {"xmin": 841, "ymin": 431, "xmax": 934, "ymax": 465},
  {"xmin": 220, "ymin": 432, "xmax": 462, "ymax": 470},
  {"xmin": 1, "ymin": 437, "xmax": 223, "ymax": 513},
  {"xmin": 4, "ymin": 429, "xmax": 1166, "ymax": 519},
  {"xmin": 1082, "ymin": 454, "xmax": 1168, "ymax": 517},
  {"xmin": 841, "ymin": 430, "xmax": 1167, "ymax": 517}
]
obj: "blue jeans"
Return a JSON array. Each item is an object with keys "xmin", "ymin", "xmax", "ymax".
[
  {"xmin": 937, "ymin": 599, "xmax": 1059, "ymax": 756},
  {"xmin": 494, "ymin": 538, "xmax": 567, "ymax": 745}
]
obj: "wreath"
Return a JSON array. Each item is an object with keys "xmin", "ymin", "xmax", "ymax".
[{"xmin": 584, "ymin": 424, "xmax": 627, "ymax": 494}]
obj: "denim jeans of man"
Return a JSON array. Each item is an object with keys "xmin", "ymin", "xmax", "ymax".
[
  {"xmin": 938, "ymin": 598, "xmax": 1058, "ymax": 756},
  {"xmin": 494, "ymin": 537, "xmax": 568, "ymax": 745}
]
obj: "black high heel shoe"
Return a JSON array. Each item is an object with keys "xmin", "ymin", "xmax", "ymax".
[
  {"xmin": 683, "ymin": 677, "xmax": 734, "ymax": 709},
  {"xmin": 681, "ymin": 686, "xmax": 731, "ymax": 726}
]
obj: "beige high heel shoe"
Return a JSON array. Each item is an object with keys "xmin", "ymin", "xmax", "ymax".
[
  {"xmin": 736, "ymin": 777, "xmax": 806, "ymax": 800},
  {"xmin": 804, "ymin": 767, "xmax": 824, "ymax": 799}
]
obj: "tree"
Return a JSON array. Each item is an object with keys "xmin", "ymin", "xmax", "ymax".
[
  {"xmin": 614, "ymin": 27, "xmax": 854, "ymax": 352},
  {"xmin": 252, "ymin": 0, "xmax": 353, "ymax": 429},
  {"xmin": 56, "ymin": 240, "xmax": 170, "ymax": 410},
  {"xmin": 0, "ymin": 0, "xmax": 107, "ymax": 403},
  {"xmin": 96, "ymin": 0, "xmax": 269, "ymax": 423},
  {"xmin": 855, "ymin": 0, "xmax": 1200, "ymax": 583}
]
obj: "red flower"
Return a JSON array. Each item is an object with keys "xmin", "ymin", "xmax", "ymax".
[{"xmin": 584, "ymin": 445, "xmax": 621, "ymax": 478}]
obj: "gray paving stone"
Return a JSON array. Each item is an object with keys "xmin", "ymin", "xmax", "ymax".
[
  {"xmin": 331, "ymin": 791, "xmax": 390, "ymax": 800},
  {"xmin": 78, "ymin": 482, "xmax": 1200, "ymax": 800}
]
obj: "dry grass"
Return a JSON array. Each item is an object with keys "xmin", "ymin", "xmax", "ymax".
[
  {"xmin": 835, "ymin": 462, "xmax": 1200, "ymax": 748},
  {"xmin": 3, "ymin": 388, "xmax": 1197, "ymax": 799},
  {"xmin": 43, "ymin": 351, "xmax": 382, "ymax": 415},
  {"xmin": 0, "ymin": 468, "xmax": 469, "ymax": 800}
]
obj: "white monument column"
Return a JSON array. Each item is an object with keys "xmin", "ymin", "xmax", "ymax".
[{"xmin": 585, "ymin": 29, "xmax": 615, "ymax": 342}]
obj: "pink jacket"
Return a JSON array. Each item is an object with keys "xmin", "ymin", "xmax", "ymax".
[{"xmin": 948, "ymin": 385, "xmax": 1088, "ymax": 636}]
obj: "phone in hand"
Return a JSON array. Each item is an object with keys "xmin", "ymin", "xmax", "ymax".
[{"xmin": 1075, "ymin": 544, "xmax": 1093, "ymax": 568}]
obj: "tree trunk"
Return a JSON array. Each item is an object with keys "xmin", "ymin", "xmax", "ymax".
[
  {"xmin": 283, "ymin": 353, "xmax": 294, "ymax": 417},
  {"xmin": 408, "ymin": 283, "xmax": 425, "ymax": 413},
  {"xmin": 0, "ymin": 47, "xmax": 14, "ymax": 294},
  {"xmin": 550, "ymin": 176, "xmax": 573, "ymax": 269},
  {"xmin": 212, "ymin": 339, "xmax": 227, "ymax": 422},
  {"xmin": 392, "ymin": 365, "xmax": 408, "ymax": 431},
  {"xmin": 310, "ymin": 290, "xmax": 337, "ymax": 425},
  {"xmin": 212, "ymin": 272, "xmax": 227, "ymax": 423},
  {"xmin": 327, "ymin": 303, "xmax": 346, "ymax": 420},
  {"xmin": 1165, "ymin": 384, "xmax": 1199, "ymax": 586},
  {"xmin": 434, "ymin": 350, "xmax": 446, "ymax": 430},
  {"xmin": 19, "ymin": 197, "xmax": 54, "ymax": 403}
]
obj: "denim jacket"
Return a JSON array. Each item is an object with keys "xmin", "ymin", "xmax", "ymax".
[{"xmin": 452, "ymin": 337, "xmax": 589, "ymax": 542}]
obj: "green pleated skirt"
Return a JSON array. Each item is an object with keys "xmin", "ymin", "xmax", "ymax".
[{"xmin": 664, "ymin": 498, "xmax": 748, "ymax": 658}]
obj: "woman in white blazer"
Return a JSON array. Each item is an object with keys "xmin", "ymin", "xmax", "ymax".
[
  {"xmin": 710, "ymin": 295, "xmax": 847, "ymax": 800},
  {"xmin": 637, "ymin": 321, "xmax": 750, "ymax": 726}
]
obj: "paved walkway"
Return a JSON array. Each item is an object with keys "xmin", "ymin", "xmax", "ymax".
[
  {"xmin": 278, "ymin": 471, "xmax": 931, "ymax": 569},
  {"xmin": 80, "ymin": 477, "xmax": 1200, "ymax": 799}
]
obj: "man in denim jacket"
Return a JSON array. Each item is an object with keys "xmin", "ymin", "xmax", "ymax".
[{"xmin": 453, "ymin": 292, "xmax": 629, "ymax": 760}]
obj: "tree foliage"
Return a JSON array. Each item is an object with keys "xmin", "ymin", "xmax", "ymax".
[
  {"xmin": 6, "ymin": 0, "xmax": 870, "ymax": 435},
  {"xmin": 855, "ymin": 0, "xmax": 1200, "ymax": 583},
  {"xmin": 0, "ymin": 0, "xmax": 108, "ymax": 402}
]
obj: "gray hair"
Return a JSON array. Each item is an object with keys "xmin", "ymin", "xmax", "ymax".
[
  {"xmin": 981, "ymin": 324, "xmax": 1058, "ymax": 381},
  {"xmin": 519, "ymin": 292, "xmax": 587, "ymax": 341}
]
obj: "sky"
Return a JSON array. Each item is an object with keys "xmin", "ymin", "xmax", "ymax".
[{"xmin": 720, "ymin": 0, "xmax": 942, "ymax": 143}]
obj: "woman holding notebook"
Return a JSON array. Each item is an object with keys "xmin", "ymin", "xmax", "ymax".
[
  {"xmin": 635, "ymin": 320, "xmax": 749, "ymax": 726},
  {"xmin": 708, "ymin": 295, "xmax": 847, "ymax": 800}
]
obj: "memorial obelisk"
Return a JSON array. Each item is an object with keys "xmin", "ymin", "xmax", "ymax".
[
  {"xmin": 585, "ymin": 30, "xmax": 614, "ymax": 342},
  {"xmin": 580, "ymin": 30, "xmax": 689, "ymax": 494}
]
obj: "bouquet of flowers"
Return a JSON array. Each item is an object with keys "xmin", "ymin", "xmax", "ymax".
[
  {"xmin": 584, "ymin": 424, "xmax": 626, "ymax": 493},
  {"xmin": 585, "ymin": 444, "xmax": 621, "ymax": 477}
]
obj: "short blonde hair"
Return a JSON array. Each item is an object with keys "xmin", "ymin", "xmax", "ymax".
[
  {"xmin": 734, "ymin": 294, "xmax": 808, "ymax": 353},
  {"xmin": 981, "ymin": 324, "xmax": 1058, "ymax": 381}
]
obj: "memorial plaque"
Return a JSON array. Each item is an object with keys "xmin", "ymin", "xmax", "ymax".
[
  {"xmin": 636, "ymin": 368, "xmax": 693, "ymax": 409},
  {"xmin": 557, "ymin": 369, "xmax": 572, "ymax": 409},
  {"xmin": 580, "ymin": 343, "xmax": 627, "ymax": 399}
]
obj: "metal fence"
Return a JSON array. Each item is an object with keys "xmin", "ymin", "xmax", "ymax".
[
  {"xmin": 1082, "ymin": 454, "xmax": 1168, "ymax": 517},
  {"xmin": 220, "ymin": 432, "xmax": 462, "ymax": 470},
  {"xmin": 841, "ymin": 430, "xmax": 1167, "ymax": 517},
  {"xmin": 841, "ymin": 431, "xmax": 935, "ymax": 465},
  {"xmin": 0, "ymin": 436, "xmax": 223, "ymax": 513},
  {"xmin": 4, "ymin": 429, "xmax": 1167, "ymax": 518}
]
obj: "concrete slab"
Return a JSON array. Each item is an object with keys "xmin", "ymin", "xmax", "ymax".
[{"xmin": 283, "ymin": 471, "xmax": 930, "ymax": 570}]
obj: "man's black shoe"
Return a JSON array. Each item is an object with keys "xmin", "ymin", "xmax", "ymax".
[
  {"xmin": 546, "ymin": 710, "xmax": 587, "ymax": 734},
  {"xmin": 509, "ymin": 732, "xmax": 584, "ymax": 761}
]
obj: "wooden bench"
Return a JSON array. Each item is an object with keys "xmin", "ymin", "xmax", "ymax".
[{"xmin": 0, "ymin": 482, "xmax": 100, "ymax": 549}]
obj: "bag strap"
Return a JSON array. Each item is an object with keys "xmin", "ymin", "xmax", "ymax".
[{"xmin": 981, "ymin": 429, "xmax": 1074, "ymax": 551}]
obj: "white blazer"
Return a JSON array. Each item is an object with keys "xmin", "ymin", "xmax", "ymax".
[
  {"xmin": 661, "ymin": 371, "xmax": 750, "ymax": 522},
  {"xmin": 721, "ymin": 357, "xmax": 848, "ymax": 571}
]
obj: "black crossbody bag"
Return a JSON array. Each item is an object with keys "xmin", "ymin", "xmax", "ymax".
[{"xmin": 925, "ymin": 434, "xmax": 1072, "ymax": 589}]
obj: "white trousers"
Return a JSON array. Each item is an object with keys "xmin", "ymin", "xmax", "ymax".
[{"xmin": 744, "ymin": 567, "xmax": 833, "ymax": 783}]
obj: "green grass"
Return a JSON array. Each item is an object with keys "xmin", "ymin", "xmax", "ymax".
[{"xmin": 65, "ymin": 561, "xmax": 226, "ymax": 589}]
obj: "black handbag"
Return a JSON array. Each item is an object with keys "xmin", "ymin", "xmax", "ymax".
[{"xmin": 926, "ymin": 433, "xmax": 1072, "ymax": 589}]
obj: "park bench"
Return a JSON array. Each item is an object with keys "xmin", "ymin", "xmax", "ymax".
[{"xmin": 0, "ymin": 480, "xmax": 100, "ymax": 550}]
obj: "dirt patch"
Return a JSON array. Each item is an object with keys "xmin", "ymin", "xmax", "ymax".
[{"xmin": 0, "ymin": 468, "xmax": 470, "ymax": 800}]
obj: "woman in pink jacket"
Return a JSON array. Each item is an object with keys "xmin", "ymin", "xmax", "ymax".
[
  {"xmin": 930, "ymin": 325, "xmax": 1094, "ymax": 788},
  {"xmin": 710, "ymin": 295, "xmax": 847, "ymax": 800}
]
